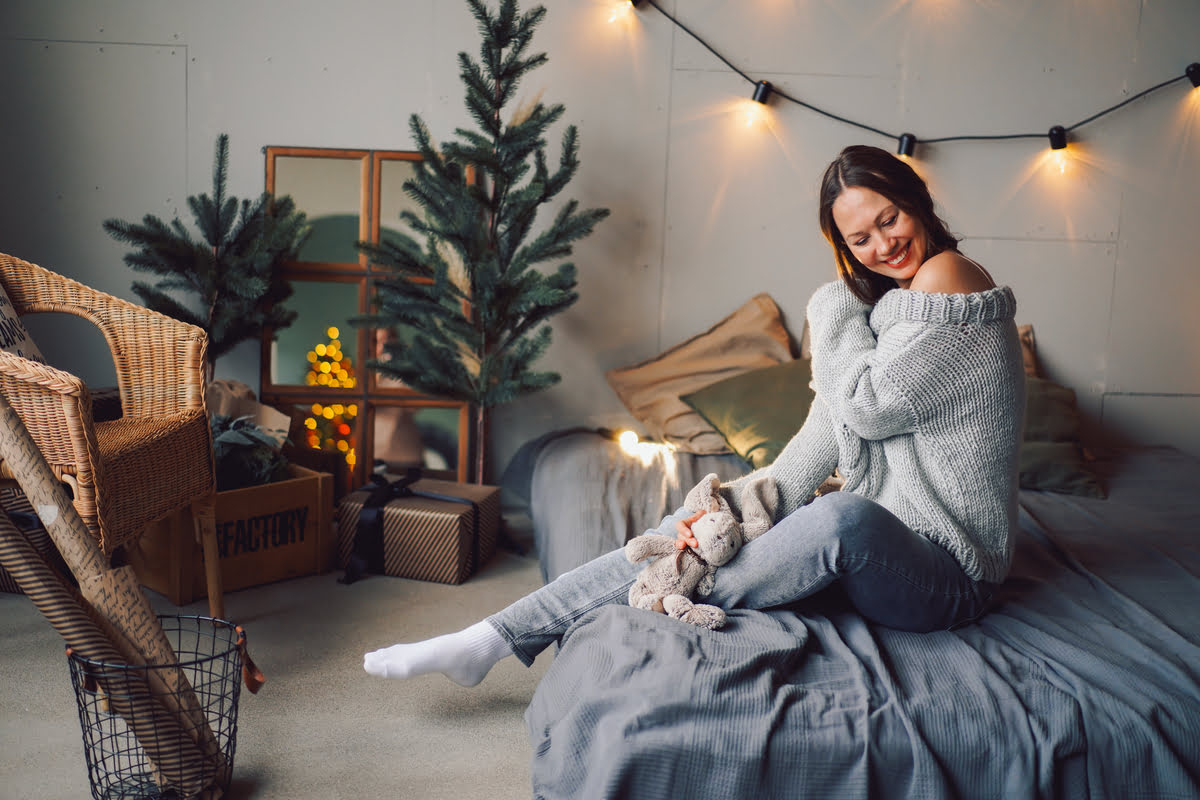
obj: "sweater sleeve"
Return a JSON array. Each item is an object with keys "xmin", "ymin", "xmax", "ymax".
[
  {"xmin": 806, "ymin": 281, "xmax": 920, "ymax": 441},
  {"xmin": 720, "ymin": 394, "xmax": 839, "ymax": 522}
]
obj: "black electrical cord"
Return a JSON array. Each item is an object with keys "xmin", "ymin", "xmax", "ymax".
[{"xmin": 642, "ymin": 0, "xmax": 1194, "ymax": 148}]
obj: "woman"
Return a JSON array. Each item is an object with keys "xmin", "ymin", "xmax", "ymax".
[{"xmin": 363, "ymin": 144, "xmax": 1025, "ymax": 687}]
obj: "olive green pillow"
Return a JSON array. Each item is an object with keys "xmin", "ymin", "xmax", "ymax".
[
  {"xmin": 1019, "ymin": 376, "xmax": 1105, "ymax": 498},
  {"xmin": 681, "ymin": 359, "xmax": 814, "ymax": 469}
]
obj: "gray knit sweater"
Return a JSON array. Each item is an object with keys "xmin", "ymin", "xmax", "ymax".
[{"xmin": 724, "ymin": 280, "xmax": 1025, "ymax": 583}]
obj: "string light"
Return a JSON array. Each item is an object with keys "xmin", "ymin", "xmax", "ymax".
[
  {"xmin": 609, "ymin": 0, "xmax": 637, "ymax": 24},
  {"xmin": 629, "ymin": 1, "xmax": 1197, "ymax": 158},
  {"xmin": 752, "ymin": 80, "xmax": 773, "ymax": 105}
]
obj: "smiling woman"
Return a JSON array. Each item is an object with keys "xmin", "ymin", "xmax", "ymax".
[
  {"xmin": 359, "ymin": 143, "xmax": 1026, "ymax": 695},
  {"xmin": 830, "ymin": 186, "xmax": 928, "ymax": 288},
  {"xmin": 818, "ymin": 145, "xmax": 963, "ymax": 303}
]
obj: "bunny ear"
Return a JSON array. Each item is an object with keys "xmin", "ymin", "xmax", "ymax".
[
  {"xmin": 739, "ymin": 476, "xmax": 779, "ymax": 541},
  {"xmin": 684, "ymin": 473, "xmax": 722, "ymax": 513}
]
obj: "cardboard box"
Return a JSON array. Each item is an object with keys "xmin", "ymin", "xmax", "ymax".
[
  {"xmin": 337, "ymin": 477, "xmax": 500, "ymax": 585},
  {"xmin": 130, "ymin": 465, "xmax": 334, "ymax": 604}
]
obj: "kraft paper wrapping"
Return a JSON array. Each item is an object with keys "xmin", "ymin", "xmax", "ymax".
[
  {"xmin": 0, "ymin": 396, "xmax": 223, "ymax": 796},
  {"xmin": 0, "ymin": 511, "xmax": 214, "ymax": 795}
]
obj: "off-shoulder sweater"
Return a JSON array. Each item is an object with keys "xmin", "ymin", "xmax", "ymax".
[{"xmin": 723, "ymin": 280, "xmax": 1025, "ymax": 583}]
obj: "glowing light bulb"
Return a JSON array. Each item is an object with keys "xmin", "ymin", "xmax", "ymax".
[
  {"xmin": 618, "ymin": 430, "xmax": 640, "ymax": 453},
  {"xmin": 1053, "ymin": 149, "xmax": 1068, "ymax": 175},
  {"xmin": 742, "ymin": 98, "xmax": 768, "ymax": 128},
  {"xmin": 609, "ymin": 1, "xmax": 632, "ymax": 23}
]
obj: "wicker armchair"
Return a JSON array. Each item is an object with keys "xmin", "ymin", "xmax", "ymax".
[{"xmin": 0, "ymin": 253, "xmax": 224, "ymax": 618}]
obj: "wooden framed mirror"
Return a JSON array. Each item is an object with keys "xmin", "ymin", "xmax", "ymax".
[{"xmin": 261, "ymin": 146, "xmax": 470, "ymax": 488}]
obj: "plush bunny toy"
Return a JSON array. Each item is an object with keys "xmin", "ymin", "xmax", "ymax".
[{"xmin": 625, "ymin": 472, "xmax": 777, "ymax": 629}]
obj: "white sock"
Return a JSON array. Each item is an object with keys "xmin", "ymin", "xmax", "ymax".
[{"xmin": 362, "ymin": 621, "xmax": 512, "ymax": 687}]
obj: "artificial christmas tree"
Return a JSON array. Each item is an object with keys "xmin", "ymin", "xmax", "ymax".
[
  {"xmin": 357, "ymin": 0, "xmax": 609, "ymax": 483},
  {"xmin": 104, "ymin": 134, "xmax": 309, "ymax": 379}
]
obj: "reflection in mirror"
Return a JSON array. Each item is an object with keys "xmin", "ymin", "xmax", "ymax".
[
  {"xmin": 370, "ymin": 323, "xmax": 410, "ymax": 391},
  {"xmin": 377, "ymin": 157, "xmax": 421, "ymax": 244},
  {"xmin": 373, "ymin": 405, "xmax": 461, "ymax": 479},
  {"xmin": 273, "ymin": 155, "xmax": 365, "ymax": 264},
  {"xmin": 271, "ymin": 280, "xmax": 360, "ymax": 386},
  {"xmin": 291, "ymin": 400, "xmax": 359, "ymax": 473}
]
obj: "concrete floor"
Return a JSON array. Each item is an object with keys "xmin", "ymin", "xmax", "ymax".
[{"xmin": 0, "ymin": 545, "xmax": 552, "ymax": 799}]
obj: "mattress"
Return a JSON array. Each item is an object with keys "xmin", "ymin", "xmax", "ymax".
[{"xmin": 523, "ymin": 440, "xmax": 1200, "ymax": 799}]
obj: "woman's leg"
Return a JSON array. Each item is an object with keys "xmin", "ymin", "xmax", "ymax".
[
  {"xmin": 486, "ymin": 546, "xmax": 643, "ymax": 665},
  {"xmin": 706, "ymin": 491, "xmax": 989, "ymax": 632},
  {"xmin": 364, "ymin": 508, "xmax": 690, "ymax": 683},
  {"xmin": 362, "ymin": 494, "xmax": 987, "ymax": 684}
]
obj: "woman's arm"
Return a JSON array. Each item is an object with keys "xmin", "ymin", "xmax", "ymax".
[
  {"xmin": 806, "ymin": 281, "xmax": 921, "ymax": 441},
  {"xmin": 719, "ymin": 395, "xmax": 839, "ymax": 521}
]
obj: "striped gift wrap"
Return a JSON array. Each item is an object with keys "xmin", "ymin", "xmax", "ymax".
[{"xmin": 336, "ymin": 478, "xmax": 500, "ymax": 585}]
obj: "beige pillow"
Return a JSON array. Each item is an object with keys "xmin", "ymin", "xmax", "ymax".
[
  {"xmin": 606, "ymin": 294, "xmax": 793, "ymax": 454},
  {"xmin": 0, "ymin": 283, "xmax": 45, "ymax": 363},
  {"xmin": 1017, "ymin": 324, "xmax": 1039, "ymax": 377}
]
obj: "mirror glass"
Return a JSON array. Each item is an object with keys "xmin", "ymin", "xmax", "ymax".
[
  {"xmin": 290, "ymin": 400, "xmax": 361, "ymax": 473},
  {"xmin": 274, "ymin": 155, "xmax": 364, "ymax": 264},
  {"xmin": 377, "ymin": 157, "xmax": 421, "ymax": 244},
  {"xmin": 270, "ymin": 279, "xmax": 360, "ymax": 387},
  {"xmin": 372, "ymin": 404, "xmax": 462, "ymax": 477}
]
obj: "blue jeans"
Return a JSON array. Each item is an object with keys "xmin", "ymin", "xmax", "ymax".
[{"xmin": 489, "ymin": 492, "xmax": 994, "ymax": 666}]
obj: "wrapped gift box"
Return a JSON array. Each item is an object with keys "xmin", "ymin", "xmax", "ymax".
[{"xmin": 337, "ymin": 476, "xmax": 500, "ymax": 585}]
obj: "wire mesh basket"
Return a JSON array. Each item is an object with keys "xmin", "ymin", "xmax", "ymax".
[{"xmin": 67, "ymin": 615, "xmax": 245, "ymax": 800}]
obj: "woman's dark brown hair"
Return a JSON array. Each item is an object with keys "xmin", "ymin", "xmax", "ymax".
[{"xmin": 818, "ymin": 145, "xmax": 960, "ymax": 304}]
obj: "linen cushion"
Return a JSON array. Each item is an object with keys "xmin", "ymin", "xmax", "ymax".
[{"xmin": 606, "ymin": 294, "xmax": 793, "ymax": 454}]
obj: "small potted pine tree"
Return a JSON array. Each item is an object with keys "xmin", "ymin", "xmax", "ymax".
[{"xmin": 356, "ymin": 0, "xmax": 609, "ymax": 484}]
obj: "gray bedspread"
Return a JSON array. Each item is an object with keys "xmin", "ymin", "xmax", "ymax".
[
  {"xmin": 524, "ymin": 444, "xmax": 1200, "ymax": 799},
  {"xmin": 525, "ymin": 430, "xmax": 749, "ymax": 582}
]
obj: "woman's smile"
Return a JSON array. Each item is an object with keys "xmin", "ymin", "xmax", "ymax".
[{"xmin": 832, "ymin": 186, "xmax": 927, "ymax": 288}]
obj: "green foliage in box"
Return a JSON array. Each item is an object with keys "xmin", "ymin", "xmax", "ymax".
[{"xmin": 210, "ymin": 414, "xmax": 291, "ymax": 492}]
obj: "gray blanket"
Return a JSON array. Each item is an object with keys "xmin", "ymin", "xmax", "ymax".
[{"xmin": 525, "ymin": 446, "xmax": 1200, "ymax": 799}]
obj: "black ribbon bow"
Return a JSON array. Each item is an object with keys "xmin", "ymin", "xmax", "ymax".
[{"xmin": 339, "ymin": 468, "xmax": 481, "ymax": 585}]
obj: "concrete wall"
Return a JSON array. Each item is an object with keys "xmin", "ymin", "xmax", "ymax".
[{"xmin": 2, "ymin": 0, "xmax": 1198, "ymax": 472}]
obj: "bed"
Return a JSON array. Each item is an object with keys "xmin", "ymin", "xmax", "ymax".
[{"xmin": 513, "ymin": 433, "xmax": 1200, "ymax": 798}]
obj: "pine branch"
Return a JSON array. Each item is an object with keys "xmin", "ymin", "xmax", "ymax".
[
  {"xmin": 356, "ymin": 0, "xmax": 608, "ymax": 415},
  {"xmin": 104, "ymin": 133, "xmax": 309, "ymax": 372}
]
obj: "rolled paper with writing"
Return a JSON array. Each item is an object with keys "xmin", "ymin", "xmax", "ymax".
[
  {"xmin": 0, "ymin": 510, "xmax": 213, "ymax": 795},
  {"xmin": 79, "ymin": 567, "xmax": 227, "ymax": 778},
  {"xmin": 0, "ymin": 395, "xmax": 106, "ymax": 578},
  {"xmin": 0, "ymin": 395, "xmax": 225, "ymax": 791}
]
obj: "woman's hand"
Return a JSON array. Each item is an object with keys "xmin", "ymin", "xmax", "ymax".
[{"xmin": 675, "ymin": 510, "xmax": 706, "ymax": 550}]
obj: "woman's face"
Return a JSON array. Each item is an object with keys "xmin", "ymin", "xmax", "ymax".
[{"xmin": 831, "ymin": 186, "xmax": 927, "ymax": 289}]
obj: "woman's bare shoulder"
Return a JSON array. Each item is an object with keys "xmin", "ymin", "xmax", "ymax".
[{"xmin": 909, "ymin": 251, "xmax": 995, "ymax": 294}]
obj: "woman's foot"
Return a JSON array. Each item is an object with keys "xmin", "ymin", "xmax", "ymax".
[{"xmin": 362, "ymin": 621, "xmax": 511, "ymax": 687}]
